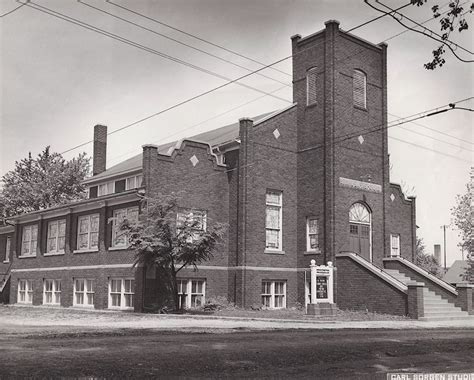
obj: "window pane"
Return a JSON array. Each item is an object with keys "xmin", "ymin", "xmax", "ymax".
[
  {"xmin": 266, "ymin": 230, "xmax": 279, "ymax": 249},
  {"xmin": 90, "ymin": 215, "xmax": 99, "ymax": 233},
  {"xmin": 308, "ymin": 219, "xmax": 318, "ymax": 234},
  {"xmin": 31, "ymin": 226, "xmax": 37, "ymax": 240},
  {"xmin": 266, "ymin": 207, "xmax": 280, "ymax": 229},
  {"xmin": 111, "ymin": 279, "xmax": 121, "ymax": 293},
  {"xmin": 76, "ymin": 279, "xmax": 84, "ymax": 292},
  {"xmin": 266, "ymin": 192, "xmax": 281, "ymax": 205},
  {"xmin": 58, "ymin": 237, "xmax": 65, "ymax": 251},
  {"xmin": 310, "ymin": 235, "xmax": 318, "ymax": 249},
  {"xmin": 87, "ymin": 280, "xmax": 94, "ymax": 292},
  {"xmin": 79, "ymin": 218, "xmax": 89, "ymax": 234},
  {"xmin": 47, "ymin": 237, "xmax": 57, "ymax": 253},
  {"xmin": 90, "ymin": 232, "xmax": 99, "ymax": 248},
  {"xmin": 48, "ymin": 222, "xmax": 57, "ymax": 238},
  {"xmin": 78, "ymin": 234, "xmax": 88, "ymax": 250},
  {"xmin": 76, "ymin": 293, "xmax": 84, "ymax": 305},
  {"xmin": 58, "ymin": 220, "xmax": 66, "ymax": 237}
]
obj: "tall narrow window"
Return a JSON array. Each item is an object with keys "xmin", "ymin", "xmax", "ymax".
[
  {"xmin": 306, "ymin": 217, "xmax": 319, "ymax": 252},
  {"xmin": 21, "ymin": 225, "xmax": 38, "ymax": 256},
  {"xmin": 112, "ymin": 207, "xmax": 139, "ymax": 248},
  {"xmin": 353, "ymin": 69, "xmax": 367, "ymax": 109},
  {"xmin": 265, "ymin": 190, "xmax": 282, "ymax": 251},
  {"xmin": 391, "ymin": 234, "xmax": 400, "ymax": 257},
  {"xmin": 77, "ymin": 214, "xmax": 99, "ymax": 251},
  {"xmin": 47, "ymin": 220, "xmax": 66, "ymax": 254},
  {"xmin": 306, "ymin": 67, "xmax": 317, "ymax": 105},
  {"xmin": 4, "ymin": 236, "xmax": 11, "ymax": 263}
]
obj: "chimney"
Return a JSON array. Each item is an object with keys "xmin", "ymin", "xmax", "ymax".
[
  {"xmin": 93, "ymin": 124, "xmax": 107, "ymax": 176},
  {"xmin": 434, "ymin": 244, "xmax": 441, "ymax": 264}
]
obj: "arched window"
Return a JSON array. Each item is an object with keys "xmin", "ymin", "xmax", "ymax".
[
  {"xmin": 353, "ymin": 69, "xmax": 366, "ymax": 109},
  {"xmin": 349, "ymin": 202, "xmax": 371, "ymax": 224},
  {"xmin": 306, "ymin": 67, "xmax": 317, "ymax": 106}
]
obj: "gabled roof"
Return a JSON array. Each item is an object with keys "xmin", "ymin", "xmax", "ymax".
[
  {"xmin": 84, "ymin": 110, "xmax": 277, "ymax": 184},
  {"xmin": 443, "ymin": 260, "xmax": 470, "ymax": 284}
]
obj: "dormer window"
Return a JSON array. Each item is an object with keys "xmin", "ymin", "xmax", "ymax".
[
  {"xmin": 306, "ymin": 67, "xmax": 317, "ymax": 106},
  {"xmin": 353, "ymin": 69, "xmax": 367, "ymax": 109}
]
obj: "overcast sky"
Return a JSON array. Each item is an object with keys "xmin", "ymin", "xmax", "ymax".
[{"xmin": 1, "ymin": 0, "xmax": 472, "ymax": 266}]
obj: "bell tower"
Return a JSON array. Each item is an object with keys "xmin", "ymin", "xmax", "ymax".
[{"xmin": 293, "ymin": 21, "xmax": 390, "ymax": 267}]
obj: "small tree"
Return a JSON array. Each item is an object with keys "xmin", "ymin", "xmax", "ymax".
[
  {"xmin": 451, "ymin": 181, "xmax": 473, "ymax": 281},
  {"xmin": 122, "ymin": 194, "xmax": 225, "ymax": 311},
  {"xmin": 415, "ymin": 237, "xmax": 444, "ymax": 278},
  {"xmin": 0, "ymin": 146, "xmax": 90, "ymax": 218}
]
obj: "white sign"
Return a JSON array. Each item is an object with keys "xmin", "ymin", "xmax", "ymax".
[{"xmin": 310, "ymin": 260, "xmax": 334, "ymax": 304}]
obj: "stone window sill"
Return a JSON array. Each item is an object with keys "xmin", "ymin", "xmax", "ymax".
[
  {"xmin": 18, "ymin": 255, "xmax": 36, "ymax": 259},
  {"xmin": 304, "ymin": 249, "xmax": 321, "ymax": 255},
  {"xmin": 43, "ymin": 252, "xmax": 65, "ymax": 257},
  {"xmin": 108, "ymin": 246, "xmax": 129, "ymax": 251},
  {"xmin": 3, "ymin": 260, "xmax": 10, "ymax": 264},
  {"xmin": 264, "ymin": 249, "xmax": 285, "ymax": 255},
  {"xmin": 354, "ymin": 105, "xmax": 367, "ymax": 112},
  {"xmin": 73, "ymin": 249, "xmax": 98, "ymax": 254}
]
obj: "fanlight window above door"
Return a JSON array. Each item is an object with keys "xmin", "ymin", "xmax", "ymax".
[{"xmin": 349, "ymin": 203, "xmax": 371, "ymax": 224}]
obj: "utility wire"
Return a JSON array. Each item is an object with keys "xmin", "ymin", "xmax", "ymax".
[
  {"xmin": 78, "ymin": 0, "xmax": 291, "ymax": 88},
  {"xmin": 376, "ymin": 0, "xmax": 473, "ymax": 55},
  {"xmin": 106, "ymin": 0, "xmax": 291, "ymax": 78},
  {"xmin": 366, "ymin": 0, "xmax": 474, "ymax": 63},
  {"xmin": 388, "ymin": 111, "xmax": 473, "ymax": 145},
  {"xmin": 25, "ymin": 1, "xmax": 291, "ymax": 105},
  {"xmin": 0, "ymin": 2, "xmax": 26, "ymax": 18}
]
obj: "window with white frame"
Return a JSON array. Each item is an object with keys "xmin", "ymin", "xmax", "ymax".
[
  {"xmin": 306, "ymin": 67, "xmax": 317, "ymax": 106},
  {"xmin": 18, "ymin": 279, "xmax": 33, "ymax": 304},
  {"xmin": 125, "ymin": 174, "xmax": 143, "ymax": 190},
  {"xmin": 108, "ymin": 278, "xmax": 134, "ymax": 310},
  {"xmin": 47, "ymin": 219, "xmax": 66, "ymax": 254},
  {"xmin": 306, "ymin": 217, "xmax": 319, "ymax": 251},
  {"xmin": 74, "ymin": 279, "xmax": 94, "ymax": 307},
  {"xmin": 98, "ymin": 182, "xmax": 114, "ymax": 196},
  {"xmin": 77, "ymin": 214, "xmax": 99, "ymax": 251},
  {"xmin": 353, "ymin": 69, "xmax": 367, "ymax": 109},
  {"xmin": 177, "ymin": 279, "xmax": 205, "ymax": 309},
  {"xmin": 21, "ymin": 225, "xmax": 38, "ymax": 256},
  {"xmin": 43, "ymin": 279, "xmax": 61, "ymax": 305},
  {"xmin": 176, "ymin": 209, "xmax": 207, "ymax": 242},
  {"xmin": 4, "ymin": 236, "xmax": 11, "ymax": 262},
  {"xmin": 262, "ymin": 280, "xmax": 286, "ymax": 309},
  {"xmin": 112, "ymin": 207, "xmax": 139, "ymax": 248},
  {"xmin": 265, "ymin": 190, "xmax": 282, "ymax": 251},
  {"xmin": 390, "ymin": 234, "xmax": 400, "ymax": 257}
]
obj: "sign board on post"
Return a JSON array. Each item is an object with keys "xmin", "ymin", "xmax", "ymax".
[{"xmin": 307, "ymin": 259, "xmax": 336, "ymax": 316}]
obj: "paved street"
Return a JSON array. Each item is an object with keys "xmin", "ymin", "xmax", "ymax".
[{"xmin": 1, "ymin": 326, "xmax": 473, "ymax": 378}]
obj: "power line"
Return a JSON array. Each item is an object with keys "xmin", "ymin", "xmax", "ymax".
[
  {"xmin": 388, "ymin": 111, "xmax": 474, "ymax": 146},
  {"xmin": 366, "ymin": 0, "xmax": 474, "ymax": 63},
  {"xmin": 25, "ymin": 1, "xmax": 292, "ymax": 105},
  {"xmin": 106, "ymin": 0, "xmax": 292, "ymax": 78},
  {"xmin": 78, "ymin": 0, "xmax": 291, "ymax": 88},
  {"xmin": 0, "ymin": 2, "xmax": 26, "ymax": 18},
  {"xmin": 376, "ymin": 0, "xmax": 473, "ymax": 55}
]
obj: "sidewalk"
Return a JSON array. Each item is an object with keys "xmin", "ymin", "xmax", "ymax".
[{"xmin": 1, "ymin": 305, "xmax": 473, "ymax": 331}]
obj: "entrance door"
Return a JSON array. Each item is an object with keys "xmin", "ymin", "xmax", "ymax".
[{"xmin": 349, "ymin": 203, "xmax": 372, "ymax": 261}]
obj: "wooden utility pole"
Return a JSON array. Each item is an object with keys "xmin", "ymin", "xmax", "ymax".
[{"xmin": 441, "ymin": 225, "xmax": 448, "ymax": 270}]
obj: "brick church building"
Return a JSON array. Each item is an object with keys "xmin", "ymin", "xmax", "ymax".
[{"xmin": 1, "ymin": 21, "xmax": 472, "ymax": 319}]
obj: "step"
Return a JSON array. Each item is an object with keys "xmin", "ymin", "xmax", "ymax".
[
  {"xmin": 419, "ymin": 316, "xmax": 474, "ymax": 321},
  {"xmin": 423, "ymin": 309, "xmax": 468, "ymax": 316},
  {"xmin": 424, "ymin": 306, "xmax": 464, "ymax": 313}
]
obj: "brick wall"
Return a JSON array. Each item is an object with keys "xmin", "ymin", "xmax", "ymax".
[{"xmin": 337, "ymin": 255, "xmax": 407, "ymax": 316}]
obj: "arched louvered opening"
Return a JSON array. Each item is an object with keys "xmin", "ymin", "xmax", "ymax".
[
  {"xmin": 353, "ymin": 69, "xmax": 367, "ymax": 109},
  {"xmin": 306, "ymin": 67, "xmax": 317, "ymax": 106}
]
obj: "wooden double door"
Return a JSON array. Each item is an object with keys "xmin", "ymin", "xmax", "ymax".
[{"xmin": 349, "ymin": 222, "xmax": 371, "ymax": 261}]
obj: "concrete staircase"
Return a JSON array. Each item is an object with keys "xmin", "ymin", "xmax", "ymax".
[{"xmin": 384, "ymin": 269, "xmax": 473, "ymax": 321}]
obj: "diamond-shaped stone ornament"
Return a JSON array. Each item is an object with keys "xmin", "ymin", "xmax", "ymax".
[
  {"xmin": 390, "ymin": 193, "xmax": 395, "ymax": 202},
  {"xmin": 190, "ymin": 155, "xmax": 199, "ymax": 167},
  {"xmin": 273, "ymin": 128, "xmax": 281, "ymax": 139},
  {"xmin": 358, "ymin": 135, "xmax": 364, "ymax": 144}
]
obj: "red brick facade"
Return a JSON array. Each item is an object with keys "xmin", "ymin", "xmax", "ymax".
[{"xmin": 0, "ymin": 21, "xmax": 418, "ymax": 315}]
